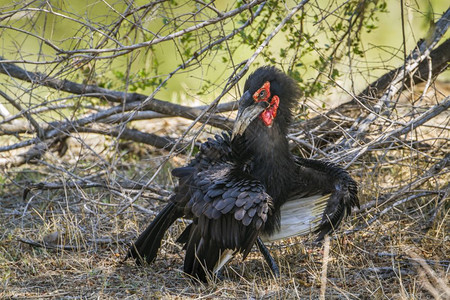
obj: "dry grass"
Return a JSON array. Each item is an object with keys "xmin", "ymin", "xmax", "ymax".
[{"xmin": 1, "ymin": 86, "xmax": 449, "ymax": 299}]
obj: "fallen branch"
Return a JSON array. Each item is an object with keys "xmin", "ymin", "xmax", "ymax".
[
  {"xmin": 76, "ymin": 125, "xmax": 187, "ymax": 151},
  {"xmin": 18, "ymin": 237, "xmax": 85, "ymax": 251},
  {"xmin": 355, "ymin": 154, "xmax": 449, "ymax": 214},
  {"xmin": 360, "ymin": 38, "xmax": 450, "ymax": 100},
  {"xmin": 0, "ymin": 90, "xmax": 43, "ymax": 137},
  {"xmin": 23, "ymin": 179, "xmax": 171, "ymax": 199},
  {"xmin": 18, "ymin": 236, "xmax": 129, "ymax": 251}
]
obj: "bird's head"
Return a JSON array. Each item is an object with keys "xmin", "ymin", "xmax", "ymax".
[{"xmin": 232, "ymin": 66, "xmax": 301, "ymax": 140}]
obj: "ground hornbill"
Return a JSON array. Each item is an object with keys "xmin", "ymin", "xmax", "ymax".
[{"xmin": 127, "ymin": 66, "xmax": 359, "ymax": 282}]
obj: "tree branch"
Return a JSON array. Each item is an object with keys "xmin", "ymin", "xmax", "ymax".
[
  {"xmin": 297, "ymin": 20, "xmax": 450, "ymax": 149},
  {"xmin": 359, "ymin": 38, "xmax": 450, "ymax": 100},
  {"xmin": 58, "ymin": 0, "xmax": 265, "ymax": 56},
  {"xmin": 333, "ymin": 96, "xmax": 450, "ymax": 164},
  {"xmin": 342, "ymin": 8, "xmax": 449, "ymax": 147},
  {"xmin": 0, "ymin": 90, "xmax": 43, "ymax": 138},
  {"xmin": 77, "ymin": 125, "xmax": 186, "ymax": 151},
  {"xmin": 0, "ymin": 57, "xmax": 233, "ymax": 127}
]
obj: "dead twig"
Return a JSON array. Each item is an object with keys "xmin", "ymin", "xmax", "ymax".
[
  {"xmin": 59, "ymin": 0, "xmax": 265, "ymax": 56},
  {"xmin": 319, "ymin": 235, "xmax": 330, "ymax": 300},
  {"xmin": 341, "ymin": 8, "xmax": 450, "ymax": 149}
]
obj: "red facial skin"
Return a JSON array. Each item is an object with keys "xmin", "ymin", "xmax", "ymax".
[
  {"xmin": 252, "ymin": 81, "xmax": 279, "ymax": 127},
  {"xmin": 253, "ymin": 81, "xmax": 271, "ymax": 102}
]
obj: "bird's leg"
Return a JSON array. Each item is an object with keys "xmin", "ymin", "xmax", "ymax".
[
  {"xmin": 256, "ymin": 237, "xmax": 280, "ymax": 277},
  {"xmin": 214, "ymin": 268, "xmax": 225, "ymax": 281}
]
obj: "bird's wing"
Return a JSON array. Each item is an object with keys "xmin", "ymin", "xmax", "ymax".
[
  {"xmin": 127, "ymin": 132, "xmax": 248, "ymax": 275},
  {"xmin": 176, "ymin": 164, "xmax": 273, "ymax": 281},
  {"xmin": 262, "ymin": 193, "xmax": 329, "ymax": 241},
  {"xmin": 188, "ymin": 132, "xmax": 233, "ymax": 170},
  {"xmin": 263, "ymin": 157, "xmax": 359, "ymax": 242}
]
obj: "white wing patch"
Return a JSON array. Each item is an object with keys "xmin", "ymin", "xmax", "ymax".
[{"xmin": 261, "ymin": 194, "xmax": 330, "ymax": 242}]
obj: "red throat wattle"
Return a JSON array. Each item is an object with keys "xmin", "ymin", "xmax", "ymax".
[
  {"xmin": 253, "ymin": 81, "xmax": 279, "ymax": 127},
  {"xmin": 261, "ymin": 95, "xmax": 279, "ymax": 127}
]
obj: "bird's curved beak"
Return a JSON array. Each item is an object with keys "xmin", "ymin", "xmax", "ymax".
[{"xmin": 232, "ymin": 91, "xmax": 267, "ymax": 140}]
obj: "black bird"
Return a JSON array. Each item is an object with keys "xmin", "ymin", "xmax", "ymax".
[{"xmin": 127, "ymin": 66, "xmax": 359, "ymax": 282}]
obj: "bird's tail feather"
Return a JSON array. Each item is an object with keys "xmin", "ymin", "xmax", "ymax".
[
  {"xmin": 127, "ymin": 202, "xmax": 180, "ymax": 265},
  {"xmin": 183, "ymin": 224, "xmax": 233, "ymax": 282}
]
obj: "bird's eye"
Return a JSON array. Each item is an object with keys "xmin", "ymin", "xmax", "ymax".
[
  {"xmin": 259, "ymin": 90, "xmax": 267, "ymax": 99},
  {"xmin": 252, "ymin": 81, "xmax": 271, "ymax": 102}
]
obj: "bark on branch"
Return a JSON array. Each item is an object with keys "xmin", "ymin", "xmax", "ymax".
[
  {"xmin": 343, "ymin": 8, "xmax": 449, "ymax": 147},
  {"xmin": 298, "ymin": 36, "xmax": 450, "ymax": 142},
  {"xmin": 0, "ymin": 57, "xmax": 235, "ymax": 129}
]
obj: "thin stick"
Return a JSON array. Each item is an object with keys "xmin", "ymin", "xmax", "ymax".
[
  {"xmin": 0, "ymin": 90, "xmax": 43, "ymax": 137},
  {"xmin": 319, "ymin": 235, "xmax": 330, "ymax": 300}
]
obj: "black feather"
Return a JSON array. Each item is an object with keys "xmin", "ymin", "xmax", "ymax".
[{"xmin": 127, "ymin": 202, "xmax": 182, "ymax": 265}]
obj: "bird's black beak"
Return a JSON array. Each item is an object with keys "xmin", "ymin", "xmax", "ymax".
[{"xmin": 232, "ymin": 91, "xmax": 268, "ymax": 140}]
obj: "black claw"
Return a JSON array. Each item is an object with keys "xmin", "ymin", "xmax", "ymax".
[{"xmin": 257, "ymin": 237, "xmax": 280, "ymax": 277}]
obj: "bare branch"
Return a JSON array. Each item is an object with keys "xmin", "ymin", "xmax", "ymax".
[
  {"xmin": 0, "ymin": 90, "xmax": 44, "ymax": 137},
  {"xmin": 77, "ymin": 125, "xmax": 186, "ymax": 151},
  {"xmin": 353, "ymin": 153, "xmax": 449, "ymax": 216},
  {"xmin": 298, "ymin": 37, "xmax": 450, "ymax": 143},
  {"xmin": 342, "ymin": 8, "xmax": 450, "ymax": 148},
  {"xmin": 59, "ymin": 0, "xmax": 265, "ymax": 56},
  {"xmin": 360, "ymin": 38, "xmax": 450, "ymax": 100},
  {"xmin": 334, "ymin": 96, "xmax": 450, "ymax": 164},
  {"xmin": 0, "ymin": 57, "xmax": 232, "ymax": 121}
]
